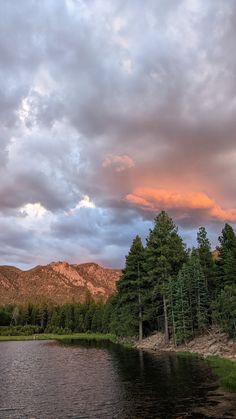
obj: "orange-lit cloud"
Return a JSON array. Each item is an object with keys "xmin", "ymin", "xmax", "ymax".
[
  {"xmin": 126, "ymin": 188, "xmax": 236, "ymax": 222},
  {"xmin": 102, "ymin": 155, "xmax": 135, "ymax": 172}
]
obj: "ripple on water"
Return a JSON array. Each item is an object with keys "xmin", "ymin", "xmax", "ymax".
[{"xmin": 0, "ymin": 340, "xmax": 235, "ymax": 418}]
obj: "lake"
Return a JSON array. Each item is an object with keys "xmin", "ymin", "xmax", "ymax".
[{"xmin": 0, "ymin": 339, "xmax": 235, "ymax": 418}]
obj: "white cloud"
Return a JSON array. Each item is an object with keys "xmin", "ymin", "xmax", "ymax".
[
  {"xmin": 75, "ymin": 195, "xmax": 96, "ymax": 210},
  {"xmin": 18, "ymin": 98, "xmax": 31, "ymax": 124},
  {"xmin": 19, "ymin": 203, "xmax": 48, "ymax": 218}
]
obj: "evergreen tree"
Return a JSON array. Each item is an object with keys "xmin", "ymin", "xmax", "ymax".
[
  {"xmin": 189, "ymin": 250, "xmax": 209, "ymax": 333},
  {"xmin": 101, "ymin": 296, "xmax": 114, "ymax": 333},
  {"xmin": 168, "ymin": 249, "xmax": 209, "ymax": 344},
  {"xmin": 37, "ymin": 304, "xmax": 48, "ymax": 328},
  {"xmin": 115, "ymin": 235, "xmax": 145, "ymax": 338},
  {"xmin": 167, "ymin": 278, "xmax": 179, "ymax": 346},
  {"xmin": 0, "ymin": 307, "xmax": 11, "ymax": 326},
  {"xmin": 197, "ymin": 227, "xmax": 216, "ymax": 300},
  {"xmin": 64, "ymin": 304, "xmax": 75, "ymax": 331},
  {"xmin": 174, "ymin": 264, "xmax": 193, "ymax": 344},
  {"xmin": 49, "ymin": 307, "xmax": 60, "ymax": 331},
  {"xmin": 11, "ymin": 306, "xmax": 19, "ymax": 326},
  {"xmin": 217, "ymin": 224, "xmax": 236, "ymax": 288},
  {"xmin": 74, "ymin": 304, "xmax": 85, "ymax": 332},
  {"xmin": 213, "ymin": 285, "xmax": 236, "ymax": 337},
  {"xmin": 145, "ymin": 211, "xmax": 187, "ymax": 342}
]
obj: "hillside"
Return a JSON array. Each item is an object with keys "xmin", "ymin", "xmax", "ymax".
[{"xmin": 0, "ymin": 262, "xmax": 121, "ymax": 305}]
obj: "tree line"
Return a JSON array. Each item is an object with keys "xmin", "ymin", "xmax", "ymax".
[
  {"xmin": 0, "ymin": 296, "xmax": 112, "ymax": 335},
  {"xmin": 112, "ymin": 211, "xmax": 235, "ymax": 342},
  {"xmin": 0, "ymin": 211, "xmax": 235, "ymax": 343}
]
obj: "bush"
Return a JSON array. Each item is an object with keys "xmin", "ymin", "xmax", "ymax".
[{"xmin": 0, "ymin": 325, "xmax": 43, "ymax": 336}]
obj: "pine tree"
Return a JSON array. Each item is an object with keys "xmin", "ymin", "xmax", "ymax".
[
  {"xmin": 48, "ymin": 307, "xmax": 60, "ymax": 331},
  {"xmin": 217, "ymin": 224, "xmax": 236, "ymax": 288},
  {"xmin": 64, "ymin": 304, "xmax": 75, "ymax": 331},
  {"xmin": 115, "ymin": 235, "xmax": 145, "ymax": 339},
  {"xmin": 173, "ymin": 264, "xmax": 193, "ymax": 344},
  {"xmin": 189, "ymin": 250, "xmax": 209, "ymax": 333},
  {"xmin": 145, "ymin": 211, "xmax": 187, "ymax": 343},
  {"xmin": 166, "ymin": 277, "xmax": 178, "ymax": 345},
  {"xmin": 213, "ymin": 285, "xmax": 236, "ymax": 337},
  {"xmin": 197, "ymin": 227, "xmax": 216, "ymax": 299},
  {"xmin": 101, "ymin": 297, "xmax": 114, "ymax": 333},
  {"xmin": 168, "ymin": 249, "xmax": 209, "ymax": 344},
  {"xmin": 11, "ymin": 306, "xmax": 19, "ymax": 326},
  {"xmin": 37, "ymin": 304, "xmax": 48, "ymax": 329}
]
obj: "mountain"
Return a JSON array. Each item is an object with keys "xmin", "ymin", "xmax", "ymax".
[{"xmin": 0, "ymin": 262, "xmax": 121, "ymax": 305}]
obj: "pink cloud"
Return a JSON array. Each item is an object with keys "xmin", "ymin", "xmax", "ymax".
[
  {"xmin": 126, "ymin": 187, "xmax": 236, "ymax": 222},
  {"xmin": 102, "ymin": 154, "xmax": 135, "ymax": 172}
]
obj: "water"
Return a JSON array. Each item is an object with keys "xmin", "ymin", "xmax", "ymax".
[{"xmin": 0, "ymin": 339, "xmax": 235, "ymax": 419}]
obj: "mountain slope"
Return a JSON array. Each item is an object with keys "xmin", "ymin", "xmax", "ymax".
[{"xmin": 0, "ymin": 262, "xmax": 121, "ymax": 305}]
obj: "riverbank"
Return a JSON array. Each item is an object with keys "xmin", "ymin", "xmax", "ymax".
[
  {"xmin": 135, "ymin": 328, "xmax": 236, "ymax": 392},
  {"xmin": 135, "ymin": 328, "xmax": 236, "ymax": 359},
  {"xmin": 0, "ymin": 332, "xmax": 117, "ymax": 342}
]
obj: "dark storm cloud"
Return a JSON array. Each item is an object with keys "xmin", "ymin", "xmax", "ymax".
[{"xmin": 1, "ymin": 0, "xmax": 236, "ymax": 267}]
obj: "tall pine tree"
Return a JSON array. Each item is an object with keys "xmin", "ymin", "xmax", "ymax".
[
  {"xmin": 145, "ymin": 211, "xmax": 187, "ymax": 343},
  {"xmin": 197, "ymin": 227, "xmax": 216, "ymax": 300},
  {"xmin": 217, "ymin": 224, "xmax": 236, "ymax": 288},
  {"xmin": 115, "ymin": 235, "xmax": 145, "ymax": 339},
  {"xmin": 189, "ymin": 250, "xmax": 209, "ymax": 333}
]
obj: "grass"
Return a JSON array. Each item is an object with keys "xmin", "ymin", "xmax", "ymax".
[
  {"xmin": 176, "ymin": 352, "xmax": 236, "ymax": 393},
  {"xmin": 207, "ymin": 356, "xmax": 236, "ymax": 392},
  {"xmin": 0, "ymin": 333, "xmax": 118, "ymax": 343}
]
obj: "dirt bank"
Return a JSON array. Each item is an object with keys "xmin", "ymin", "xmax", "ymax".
[{"xmin": 136, "ymin": 327, "xmax": 236, "ymax": 360}]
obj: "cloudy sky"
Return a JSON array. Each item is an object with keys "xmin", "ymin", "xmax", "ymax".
[{"xmin": 1, "ymin": 0, "xmax": 236, "ymax": 269}]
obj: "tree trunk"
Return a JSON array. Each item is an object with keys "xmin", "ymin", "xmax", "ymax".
[
  {"xmin": 163, "ymin": 294, "xmax": 169, "ymax": 344},
  {"xmin": 170, "ymin": 285, "xmax": 176, "ymax": 346},
  {"xmin": 138, "ymin": 290, "xmax": 143, "ymax": 342}
]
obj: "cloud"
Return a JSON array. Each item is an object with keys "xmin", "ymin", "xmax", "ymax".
[
  {"xmin": 126, "ymin": 188, "xmax": 236, "ymax": 223},
  {"xmin": 19, "ymin": 203, "xmax": 48, "ymax": 218},
  {"xmin": 102, "ymin": 155, "xmax": 135, "ymax": 172},
  {"xmin": 74, "ymin": 196, "xmax": 96, "ymax": 210},
  {"xmin": 1, "ymin": 0, "xmax": 236, "ymax": 267}
]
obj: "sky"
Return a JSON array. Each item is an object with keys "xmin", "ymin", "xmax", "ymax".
[{"xmin": 1, "ymin": 0, "xmax": 236, "ymax": 269}]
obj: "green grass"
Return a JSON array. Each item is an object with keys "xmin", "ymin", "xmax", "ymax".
[
  {"xmin": 0, "ymin": 333, "xmax": 118, "ymax": 343},
  {"xmin": 207, "ymin": 356, "xmax": 236, "ymax": 392},
  {"xmin": 177, "ymin": 352, "xmax": 236, "ymax": 393}
]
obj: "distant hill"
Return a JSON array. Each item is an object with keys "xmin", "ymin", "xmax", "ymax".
[{"xmin": 0, "ymin": 262, "xmax": 121, "ymax": 305}]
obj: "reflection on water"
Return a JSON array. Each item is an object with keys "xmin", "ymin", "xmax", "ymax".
[{"xmin": 0, "ymin": 339, "xmax": 235, "ymax": 418}]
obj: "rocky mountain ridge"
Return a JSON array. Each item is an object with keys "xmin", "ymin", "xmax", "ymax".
[{"xmin": 0, "ymin": 262, "xmax": 121, "ymax": 305}]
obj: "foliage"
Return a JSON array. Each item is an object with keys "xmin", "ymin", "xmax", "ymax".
[
  {"xmin": 168, "ymin": 250, "xmax": 209, "ymax": 345},
  {"xmin": 212, "ymin": 285, "xmax": 236, "ymax": 337},
  {"xmin": 112, "ymin": 235, "xmax": 145, "ymax": 336},
  {"xmin": 207, "ymin": 356, "xmax": 236, "ymax": 392},
  {"xmin": 0, "ymin": 299, "xmax": 106, "ymax": 335},
  {"xmin": 217, "ymin": 223, "xmax": 236, "ymax": 288},
  {"xmin": 0, "ymin": 325, "xmax": 43, "ymax": 336},
  {"xmin": 144, "ymin": 211, "xmax": 187, "ymax": 341},
  {"xmin": 197, "ymin": 227, "xmax": 216, "ymax": 304}
]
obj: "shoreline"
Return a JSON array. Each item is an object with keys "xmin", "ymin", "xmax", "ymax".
[
  {"xmin": 135, "ymin": 331, "xmax": 236, "ymax": 393},
  {"xmin": 0, "ymin": 332, "xmax": 118, "ymax": 342},
  {"xmin": 135, "ymin": 329, "xmax": 236, "ymax": 360}
]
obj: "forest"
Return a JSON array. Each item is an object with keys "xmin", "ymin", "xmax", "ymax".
[{"xmin": 0, "ymin": 211, "xmax": 235, "ymax": 344}]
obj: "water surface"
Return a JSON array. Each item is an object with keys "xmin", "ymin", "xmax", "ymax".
[{"xmin": 0, "ymin": 339, "xmax": 235, "ymax": 418}]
